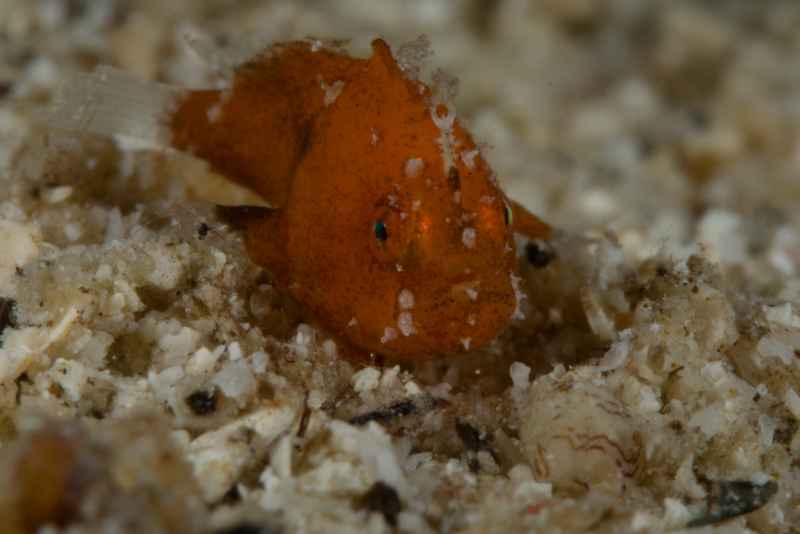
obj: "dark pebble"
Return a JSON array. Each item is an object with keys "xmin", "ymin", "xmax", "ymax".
[
  {"xmin": 688, "ymin": 480, "xmax": 778, "ymax": 527},
  {"xmin": 455, "ymin": 420, "xmax": 484, "ymax": 452},
  {"xmin": 360, "ymin": 481, "xmax": 402, "ymax": 527},
  {"xmin": 185, "ymin": 388, "xmax": 217, "ymax": 416},
  {"xmin": 349, "ymin": 400, "xmax": 416, "ymax": 426},
  {"xmin": 0, "ymin": 298, "xmax": 17, "ymax": 343}
]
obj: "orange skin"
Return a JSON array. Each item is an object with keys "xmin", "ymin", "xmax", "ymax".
[{"xmin": 170, "ymin": 39, "xmax": 550, "ymax": 361}]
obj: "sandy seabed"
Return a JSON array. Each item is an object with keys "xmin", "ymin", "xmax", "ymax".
[{"xmin": 1, "ymin": 1, "xmax": 800, "ymax": 532}]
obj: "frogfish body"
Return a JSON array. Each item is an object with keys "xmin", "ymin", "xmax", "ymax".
[{"xmin": 58, "ymin": 38, "xmax": 552, "ymax": 361}]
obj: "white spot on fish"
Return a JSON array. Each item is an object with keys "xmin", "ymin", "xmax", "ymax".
[
  {"xmin": 467, "ymin": 314, "xmax": 477, "ymax": 326},
  {"xmin": 431, "ymin": 105, "xmax": 458, "ymax": 174},
  {"xmin": 397, "ymin": 312, "xmax": 416, "ymax": 336},
  {"xmin": 380, "ymin": 327, "xmax": 398, "ymax": 344},
  {"xmin": 461, "ymin": 148, "xmax": 479, "ymax": 170},
  {"xmin": 460, "ymin": 337, "xmax": 472, "ymax": 350},
  {"xmin": 206, "ymin": 89, "xmax": 232, "ymax": 124},
  {"xmin": 404, "ymin": 157, "xmax": 424, "ymax": 178},
  {"xmin": 462, "ymin": 227, "xmax": 476, "ymax": 249},
  {"xmin": 321, "ymin": 79, "xmax": 346, "ymax": 106},
  {"xmin": 207, "ymin": 103, "xmax": 222, "ymax": 123},
  {"xmin": 412, "ymin": 200, "xmax": 421, "ymax": 211},
  {"xmin": 348, "ymin": 317, "xmax": 358, "ymax": 328},
  {"xmin": 371, "ymin": 128, "xmax": 380, "ymax": 146},
  {"xmin": 398, "ymin": 289, "xmax": 415, "ymax": 309}
]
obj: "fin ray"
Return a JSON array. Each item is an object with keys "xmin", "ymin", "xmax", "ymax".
[{"xmin": 44, "ymin": 66, "xmax": 180, "ymax": 148}]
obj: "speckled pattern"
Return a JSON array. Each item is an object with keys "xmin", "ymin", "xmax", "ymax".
[{"xmin": 1, "ymin": 1, "xmax": 800, "ymax": 533}]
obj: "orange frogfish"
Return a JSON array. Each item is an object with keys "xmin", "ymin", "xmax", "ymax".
[{"xmin": 54, "ymin": 38, "xmax": 551, "ymax": 361}]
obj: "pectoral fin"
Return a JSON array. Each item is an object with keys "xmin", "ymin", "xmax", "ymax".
[
  {"xmin": 217, "ymin": 205, "xmax": 290, "ymax": 284},
  {"xmin": 509, "ymin": 199, "xmax": 552, "ymax": 241}
]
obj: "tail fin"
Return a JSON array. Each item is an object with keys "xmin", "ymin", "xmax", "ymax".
[{"xmin": 44, "ymin": 66, "xmax": 181, "ymax": 148}]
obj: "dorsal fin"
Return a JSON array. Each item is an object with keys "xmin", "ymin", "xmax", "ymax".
[{"xmin": 170, "ymin": 42, "xmax": 364, "ymax": 207}]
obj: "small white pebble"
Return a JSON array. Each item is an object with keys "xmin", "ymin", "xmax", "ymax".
[
  {"xmin": 186, "ymin": 346, "xmax": 221, "ymax": 375},
  {"xmin": 380, "ymin": 366, "xmax": 401, "ymax": 388},
  {"xmin": 214, "ymin": 360, "xmax": 257, "ymax": 404},
  {"xmin": 510, "ymin": 362, "xmax": 531, "ymax": 390},
  {"xmin": 95, "ymin": 264, "xmax": 112, "ymax": 280},
  {"xmin": 352, "ymin": 367, "xmax": 381, "ymax": 393},
  {"xmin": 322, "ymin": 339, "xmax": 337, "ymax": 358},
  {"xmin": 63, "ymin": 222, "xmax": 82, "ymax": 241},
  {"xmin": 759, "ymin": 415, "xmax": 776, "ymax": 447},
  {"xmin": 105, "ymin": 208, "xmax": 124, "ymax": 243},
  {"xmin": 764, "ymin": 303, "xmax": 800, "ymax": 329},
  {"xmin": 404, "ymin": 381, "xmax": 422, "ymax": 396},
  {"xmin": 785, "ymin": 388, "xmax": 800, "ymax": 420},
  {"xmin": 44, "ymin": 185, "xmax": 73, "ymax": 204},
  {"xmin": 308, "ymin": 389, "xmax": 325, "ymax": 409},
  {"xmin": 228, "ymin": 341, "xmax": 243, "ymax": 361},
  {"xmin": 250, "ymin": 351, "xmax": 269, "ymax": 374},
  {"xmin": 757, "ymin": 336, "xmax": 793, "ymax": 365}
]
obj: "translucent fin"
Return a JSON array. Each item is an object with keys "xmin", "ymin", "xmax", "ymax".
[
  {"xmin": 509, "ymin": 198, "xmax": 552, "ymax": 241},
  {"xmin": 44, "ymin": 66, "xmax": 182, "ymax": 148}
]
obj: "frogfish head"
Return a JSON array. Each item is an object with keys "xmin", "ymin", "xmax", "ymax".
[{"xmin": 287, "ymin": 39, "xmax": 523, "ymax": 360}]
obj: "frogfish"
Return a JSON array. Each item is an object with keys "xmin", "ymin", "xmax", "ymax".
[{"xmin": 48, "ymin": 37, "xmax": 551, "ymax": 361}]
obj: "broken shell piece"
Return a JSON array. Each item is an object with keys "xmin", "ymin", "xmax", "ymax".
[
  {"xmin": 686, "ymin": 479, "xmax": 778, "ymax": 528},
  {"xmin": 520, "ymin": 369, "xmax": 641, "ymax": 495}
]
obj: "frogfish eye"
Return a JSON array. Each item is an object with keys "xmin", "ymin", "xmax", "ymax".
[
  {"xmin": 504, "ymin": 203, "xmax": 513, "ymax": 227},
  {"xmin": 374, "ymin": 220, "xmax": 388, "ymax": 242}
]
